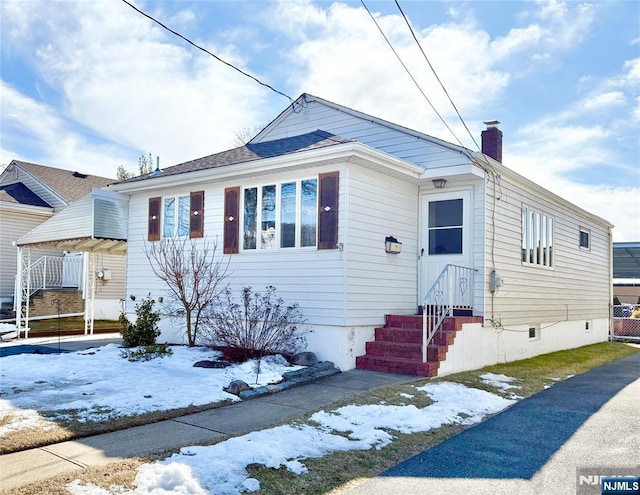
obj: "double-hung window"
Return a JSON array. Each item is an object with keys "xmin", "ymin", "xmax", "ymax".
[
  {"xmin": 147, "ymin": 191, "xmax": 204, "ymax": 241},
  {"xmin": 163, "ymin": 195, "xmax": 190, "ymax": 238},
  {"xmin": 521, "ymin": 206, "xmax": 553, "ymax": 267}
]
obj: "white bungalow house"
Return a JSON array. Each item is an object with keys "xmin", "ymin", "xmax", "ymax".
[
  {"xmin": 0, "ymin": 160, "xmax": 126, "ymax": 334},
  {"xmin": 111, "ymin": 94, "xmax": 613, "ymax": 375}
]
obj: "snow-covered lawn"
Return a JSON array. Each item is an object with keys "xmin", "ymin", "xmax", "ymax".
[
  {"xmin": 66, "ymin": 381, "xmax": 516, "ymax": 495},
  {"xmin": 1, "ymin": 342, "xmax": 520, "ymax": 495},
  {"xmin": 0, "ymin": 343, "xmax": 298, "ymax": 435}
]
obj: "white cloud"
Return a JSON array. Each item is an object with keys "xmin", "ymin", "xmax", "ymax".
[
  {"xmin": 582, "ymin": 91, "xmax": 626, "ymax": 111},
  {"xmin": 0, "ymin": 81, "xmax": 132, "ymax": 175},
  {"xmin": 1, "ymin": 0, "xmax": 273, "ymax": 170}
]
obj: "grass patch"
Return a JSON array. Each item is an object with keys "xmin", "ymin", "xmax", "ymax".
[
  {"xmin": 3, "ymin": 342, "xmax": 637, "ymax": 495},
  {"xmin": 21, "ymin": 317, "xmax": 119, "ymax": 334}
]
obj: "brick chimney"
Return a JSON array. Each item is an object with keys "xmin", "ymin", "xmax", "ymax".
[{"xmin": 481, "ymin": 120, "xmax": 502, "ymax": 162}]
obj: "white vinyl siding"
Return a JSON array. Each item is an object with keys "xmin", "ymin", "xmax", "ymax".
[
  {"xmin": 124, "ymin": 165, "xmax": 348, "ymax": 330},
  {"xmin": 0, "ymin": 208, "xmax": 54, "ymax": 300},
  {"xmin": 344, "ymin": 164, "xmax": 418, "ymax": 325},
  {"xmin": 484, "ymin": 173, "xmax": 610, "ymax": 326},
  {"xmin": 93, "ymin": 254, "xmax": 126, "ymax": 301}
]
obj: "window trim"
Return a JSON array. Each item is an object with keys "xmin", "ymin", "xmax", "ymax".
[
  {"xmin": 521, "ymin": 205, "xmax": 554, "ymax": 268},
  {"xmin": 579, "ymin": 227, "xmax": 590, "ymax": 250},
  {"xmin": 240, "ymin": 176, "xmax": 321, "ymax": 252}
]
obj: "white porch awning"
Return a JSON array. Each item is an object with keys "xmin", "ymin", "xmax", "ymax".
[{"xmin": 16, "ymin": 188, "xmax": 128, "ymax": 255}]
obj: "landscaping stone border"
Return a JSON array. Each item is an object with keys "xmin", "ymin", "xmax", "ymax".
[{"xmin": 238, "ymin": 361, "xmax": 341, "ymax": 400}]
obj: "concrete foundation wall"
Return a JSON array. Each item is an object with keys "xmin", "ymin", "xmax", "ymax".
[{"xmin": 437, "ymin": 318, "xmax": 609, "ymax": 376}]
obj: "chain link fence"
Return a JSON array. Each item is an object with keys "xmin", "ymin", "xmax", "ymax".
[{"xmin": 612, "ymin": 304, "xmax": 640, "ymax": 341}]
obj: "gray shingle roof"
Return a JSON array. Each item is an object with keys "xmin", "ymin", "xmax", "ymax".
[
  {"xmin": 121, "ymin": 130, "xmax": 352, "ymax": 184},
  {"xmin": 14, "ymin": 161, "xmax": 114, "ymax": 203}
]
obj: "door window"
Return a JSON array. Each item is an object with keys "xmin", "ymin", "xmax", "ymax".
[{"xmin": 428, "ymin": 199, "xmax": 463, "ymax": 255}]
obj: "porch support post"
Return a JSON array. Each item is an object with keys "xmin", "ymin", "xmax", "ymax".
[
  {"xmin": 84, "ymin": 252, "xmax": 96, "ymax": 335},
  {"xmin": 14, "ymin": 246, "xmax": 22, "ymax": 338}
]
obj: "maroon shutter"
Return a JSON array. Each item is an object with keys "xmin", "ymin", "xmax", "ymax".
[
  {"xmin": 318, "ymin": 171, "xmax": 339, "ymax": 250},
  {"xmin": 189, "ymin": 191, "xmax": 204, "ymax": 238},
  {"xmin": 224, "ymin": 187, "xmax": 240, "ymax": 254},
  {"xmin": 148, "ymin": 197, "xmax": 161, "ymax": 241}
]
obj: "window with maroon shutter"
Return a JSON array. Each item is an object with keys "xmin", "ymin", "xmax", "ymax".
[
  {"xmin": 318, "ymin": 171, "xmax": 339, "ymax": 250},
  {"xmin": 148, "ymin": 197, "xmax": 161, "ymax": 241},
  {"xmin": 224, "ymin": 187, "xmax": 240, "ymax": 254},
  {"xmin": 189, "ymin": 191, "xmax": 204, "ymax": 238}
]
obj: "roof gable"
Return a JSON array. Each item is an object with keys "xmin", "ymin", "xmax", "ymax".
[
  {"xmin": 0, "ymin": 182, "xmax": 51, "ymax": 207},
  {"xmin": 250, "ymin": 94, "xmax": 473, "ymax": 169},
  {"xmin": 6, "ymin": 160, "xmax": 114, "ymax": 204}
]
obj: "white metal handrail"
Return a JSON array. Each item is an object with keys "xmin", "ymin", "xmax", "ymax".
[
  {"xmin": 422, "ymin": 264, "xmax": 476, "ymax": 362},
  {"xmin": 14, "ymin": 255, "xmax": 84, "ymax": 307}
]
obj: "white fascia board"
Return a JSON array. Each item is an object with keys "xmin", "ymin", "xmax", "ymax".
[
  {"xmin": 0, "ymin": 201, "xmax": 54, "ymax": 216},
  {"xmin": 419, "ymin": 163, "xmax": 485, "ymax": 180},
  {"xmin": 111, "ymin": 143, "xmax": 425, "ymax": 194},
  {"xmin": 477, "ymin": 152, "xmax": 615, "ymax": 229}
]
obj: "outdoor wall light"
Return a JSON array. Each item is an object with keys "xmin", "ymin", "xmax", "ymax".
[
  {"xmin": 385, "ymin": 236, "xmax": 402, "ymax": 254},
  {"xmin": 432, "ymin": 178, "xmax": 447, "ymax": 189}
]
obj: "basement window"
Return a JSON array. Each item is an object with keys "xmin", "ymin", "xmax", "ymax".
[{"xmin": 529, "ymin": 325, "xmax": 540, "ymax": 341}]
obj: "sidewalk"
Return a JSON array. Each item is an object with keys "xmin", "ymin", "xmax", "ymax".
[
  {"xmin": 330, "ymin": 352, "xmax": 640, "ymax": 495},
  {"xmin": 0, "ymin": 369, "xmax": 418, "ymax": 491}
]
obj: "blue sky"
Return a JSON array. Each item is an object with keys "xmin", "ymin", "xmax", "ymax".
[{"xmin": 1, "ymin": 0, "xmax": 638, "ymax": 240}]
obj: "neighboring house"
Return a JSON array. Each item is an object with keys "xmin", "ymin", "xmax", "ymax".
[
  {"xmin": 0, "ymin": 160, "xmax": 126, "ymax": 327},
  {"xmin": 111, "ymin": 94, "xmax": 613, "ymax": 375},
  {"xmin": 613, "ymin": 242, "xmax": 640, "ymax": 304}
]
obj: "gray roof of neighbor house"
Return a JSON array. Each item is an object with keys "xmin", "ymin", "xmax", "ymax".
[
  {"xmin": 119, "ymin": 130, "xmax": 353, "ymax": 184},
  {"xmin": 0, "ymin": 182, "xmax": 51, "ymax": 207},
  {"xmin": 613, "ymin": 242, "xmax": 640, "ymax": 279},
  {"xmin": 11, "ymin": 160, "xmax": 114, "ymax": 203}
]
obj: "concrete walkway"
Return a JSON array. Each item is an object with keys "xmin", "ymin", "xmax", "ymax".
[
  {"xmin": 0, "ymin": 369, "xmax": 418, "ymax": 491},
  {"xmin": 330, "ymin": 352, "xmax": 640, "ymax": 495}
]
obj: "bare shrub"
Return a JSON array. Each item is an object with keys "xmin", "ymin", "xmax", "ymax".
[
  {"xmin": 144, "ymin": 237, "xmax": 229, "ymax": 346},
  {"xmin": 200, "ymin": 286, "xmax": 308, "ymax": 361}
]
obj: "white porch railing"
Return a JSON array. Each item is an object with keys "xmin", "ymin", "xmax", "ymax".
[
  {"xmin": 422, "ymin": 264, "xmax": 477, "ymax": 362},
  {"xmin": 22, "ymin": 255, "xmax": 82, "ymax": 295},
  {"xmin": 14, "ymin": 255, "xmax": 84, "ymax": 312}
]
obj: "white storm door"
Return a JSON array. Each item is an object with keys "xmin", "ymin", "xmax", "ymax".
[{"xmin": 420, "ymin": 190, "xmax": 472, "ymax": 301}]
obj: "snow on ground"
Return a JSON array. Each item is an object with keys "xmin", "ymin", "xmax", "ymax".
[
  {"xmin": 66, "ymin": 382, "xmax": 516, "ymax": 495},
  {"xmin": 480, "ymin": 373, "xmax": 522, "ymax": 391},
  {"xmin": 0, "ymin": 344, "xmax": 299, "ymax": 434}
]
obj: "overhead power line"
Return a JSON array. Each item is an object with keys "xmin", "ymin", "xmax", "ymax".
[
  {"xmin": 120, "ymin": 0, "xmax": 293, "ymax": 103},
  {"xmin": 360, "ymin": 0, "xmax": 465, "ymax": 148},
  {"xmin": 394, "ymin": 0, "xmax": 481, "ymax": 152}
]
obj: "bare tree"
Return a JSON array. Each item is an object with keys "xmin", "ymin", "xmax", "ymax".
[
  {"xmin": 144, "ymin": 237, "xmax": 230, "ymax": 346},
  {"xmin": 116, "ymin": 152, "xmax": 155, "ymax": 181},
  {"xmin": 232, "ymin": 124, "xmax": 265, "ymax": 147}
]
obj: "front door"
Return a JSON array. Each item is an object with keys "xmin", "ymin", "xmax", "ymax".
[{"xmin": 419, "ymin": 190, "xmax": 472, "ymax": 302}]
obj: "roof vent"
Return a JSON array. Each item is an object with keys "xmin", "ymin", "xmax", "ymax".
[
  {"xmin": 152, "ymin": 156, "xmax": 162, "ymax": 176},
  {"xmin": 72, "ymin": 171, "xmax": 88, "ymax": 179}
]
